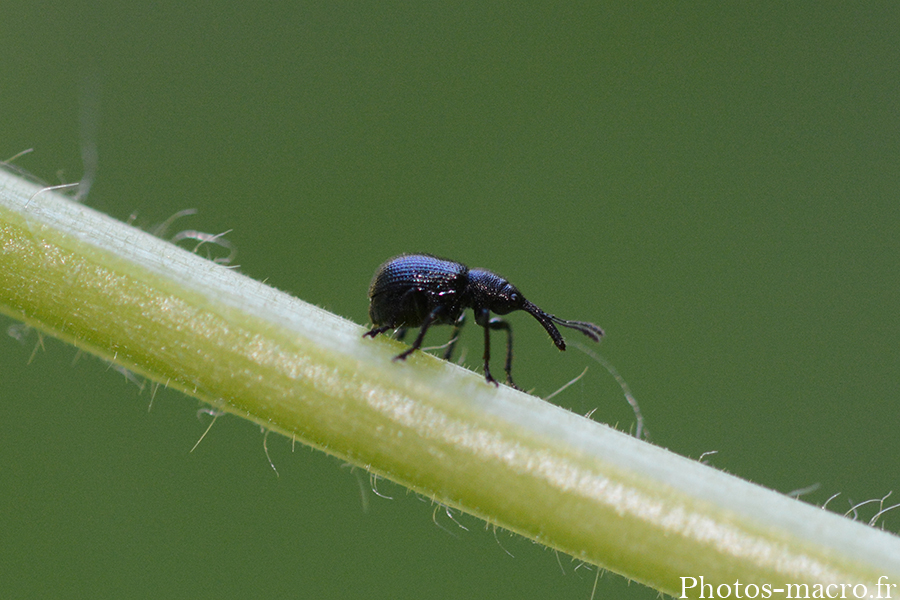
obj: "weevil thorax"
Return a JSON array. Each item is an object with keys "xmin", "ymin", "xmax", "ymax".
[{"xmin": 465, "ymin": 268, "xmax": 526, "ymax": 315}]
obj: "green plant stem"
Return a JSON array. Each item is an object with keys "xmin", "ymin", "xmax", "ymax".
[{"xmin": 1, "ymin": 166, "xmax": 898, "ymax": 598}]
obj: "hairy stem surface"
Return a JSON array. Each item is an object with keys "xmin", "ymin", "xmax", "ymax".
[{"xmin": 1, "ymin": 166, "xmax": 897, "ymax": 598}]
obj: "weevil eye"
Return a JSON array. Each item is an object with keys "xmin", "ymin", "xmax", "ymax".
[{"xmin": 503, "ymin": 285, "xmax": 523, "ymax": 306}]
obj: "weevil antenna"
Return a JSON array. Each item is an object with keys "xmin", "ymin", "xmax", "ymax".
[
  {"xmin": 522, "ymin": 300, "xmax": 604, "ymax": 350},
  {"xmin": 549, "ymin": 314, "xmax": 604, "ymax": 342}
]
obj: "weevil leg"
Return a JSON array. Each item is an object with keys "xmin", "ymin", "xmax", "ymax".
[
  {"xmin": 363, "ymin": 324, "xmax": 393, "ymax": 338},
  {"xmin": 486, "ymin": 317, "xmax": 518, "ymax": 390},
  {"xmin": 395, "ymin": 305, "xmax": 444, "ymax": 361},
  {"xmin": 476, "ymin": 309, "xmax": 513, "ymax": 388},
  {"xmin": 442, "ymin": 313, "xmax": 466, "ymax": 360},
  {"xmin": 395, "ymin": 327, "xmax": 408, "ymax": 341},
  {"xmin": 480, "ymin": 318, "xmax": 498, "ymax": 386}
]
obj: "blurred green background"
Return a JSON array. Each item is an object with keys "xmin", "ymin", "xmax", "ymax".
[{"xmin": 2, "ymin": 3, "xmax": 898, "ymax": 599}]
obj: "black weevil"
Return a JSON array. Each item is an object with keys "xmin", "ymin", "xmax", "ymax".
[{"xmin": 363, "ymin": 254, "xmax": 604, "ymax": 388}]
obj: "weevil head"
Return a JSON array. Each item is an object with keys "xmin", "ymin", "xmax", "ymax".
[
  {"xmin": 466, "ymin": 268, "xmax": 527, "ymax": 315},
  {"xmin": 465, "ymin": 267, "xmax": 604, "ymax": 352}
]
